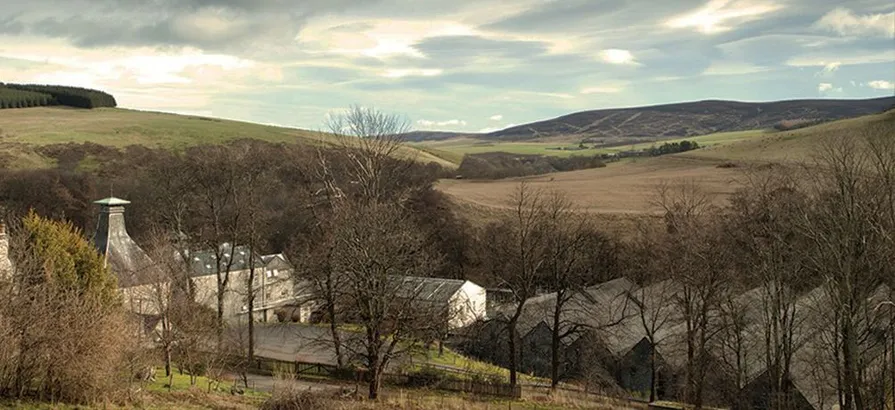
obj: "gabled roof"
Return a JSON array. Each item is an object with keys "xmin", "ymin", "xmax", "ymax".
[
  {"xmin": 506, "ymin": 277, "xmax": 638, "ymax": 344},
  {"xmin": 392, "ymin": 276, "xmax": 469, "ymax": 303}
]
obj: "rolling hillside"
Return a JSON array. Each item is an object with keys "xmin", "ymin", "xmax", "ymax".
[
  {"xmin": 438, "ymin": 109, "xmax": 895, "ymax": 221},
  {"xmin": 0, "ymin": 107, "xmax": 456, "ymax": 169},
  {"xmin": 412, "ymin": 97, "xmax": 894, "ymax": 143}
]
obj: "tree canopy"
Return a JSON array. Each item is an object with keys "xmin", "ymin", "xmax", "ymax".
[{"xmin": 21, "ymin": 211, "xmax": 118, "ymax": 304}]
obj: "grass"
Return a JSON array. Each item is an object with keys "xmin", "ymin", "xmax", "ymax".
[
  {"xmin": 0, "ymin": 371, "xmax": 268, "ymax": 410},
  {"xmin": 413, "ymin": 347, "xmax": 550, "ymax": 384},
  {"xmin": 0, "ymin": 106, "xmax": 456, "ymax": 169},
  {"xmin": 412, "ymin": 129, "xmax": 769, "ymax": 162},
  {"xmin": 145, "ymin": 368, "xmax": 268, "ymax": 399}
]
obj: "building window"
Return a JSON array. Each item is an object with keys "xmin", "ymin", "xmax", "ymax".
[{"xmin": 266, "ymin": 270, "xmax": 273, "ymax": 278}]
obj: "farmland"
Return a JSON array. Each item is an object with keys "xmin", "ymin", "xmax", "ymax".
[
  {"xmin": 413, "ymin": 129, "xmax": 768, "ymax": 161},
  {"xmin": 437, "ymin": 109, "xmax": 895, "ymax": 217}
]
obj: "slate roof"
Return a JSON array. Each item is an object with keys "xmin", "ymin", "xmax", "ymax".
[
  {"xmin": 498, "ymin": 277, "xmax": 638, "ymax": 345},
  {"xmin": 392, "ymin": 276, "xmax": 469, "ymax": 303},
  {"xmin": 186, "ymin": 243, "xmax": 265, "ymax": 277}
]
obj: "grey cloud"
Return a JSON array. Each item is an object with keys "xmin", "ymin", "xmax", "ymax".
[
  {"xmin": 0, "ymin": 17, "xmax": 25, "ymax": 35},
  {"xmin": 413, "ymin": 35, "xmax": 549, "ymax": 63},
  {"xmin": 484, "ymin": 0, "xmax": 700, "ymax": 33},
  {"xmin": 0, "ymin": 0, "xmax": 368, "ymax": 53}
]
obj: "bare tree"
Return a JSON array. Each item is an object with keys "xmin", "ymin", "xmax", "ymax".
[
  {"xmin": 654, "ymin": 181, "xmax": 731, "ymax": 408},
  {"xmin": 537, "ymin": 191, "xmax": 620, "ymax": 388},
  {"xmin": 724, "ymin": 168, "xmax": 814, "ymax": 407},
  {"xmin": 327, "ymin": 201, "xmax": 442, "ymax": 399},
  {"xmin": 625, "ymin": 227, "xmax": 682, "ymax": 402},
  {"xmin": 480, "ymin": 182, "xmax": 549, "ymax": 386},
  {"xmin": 795, "ymin": 130, "xmax": 895, "ymax": 410},
  {"xmin": 322, "ymin": 105, "xmax": 416, "ymax": 203}
]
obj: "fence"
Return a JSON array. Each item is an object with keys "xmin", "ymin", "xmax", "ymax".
[
  {"xmin": 438, "ymin": 378, "xmax": 522, "ymax": 398},
  {"xmin": 249, "ymin": 355, "xmax": 523, "ymax": 398}
]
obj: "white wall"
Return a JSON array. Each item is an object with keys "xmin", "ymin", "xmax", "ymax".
[{"xmin": 448, "ymin": 281, "xmax": 487, "ymax": 329}]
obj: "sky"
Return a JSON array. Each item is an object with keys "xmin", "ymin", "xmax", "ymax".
[{"xmin": 0, "ymin": 0, "xmax": 893, "ymax": 133}]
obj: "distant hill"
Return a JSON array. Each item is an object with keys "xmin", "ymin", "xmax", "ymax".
[
  {"xmin": 0, "ymin": 107, "xmax": 456, "ymax": 169},
  {"xmin": 415, "ymin": 97, "xmax": 895, "ymax": 142}
]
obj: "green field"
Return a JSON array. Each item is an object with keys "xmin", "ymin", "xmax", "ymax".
[
  {"xmin": 0, "ymin": 107, "xmax": 456, "ymax": 169},
  {"xmin": 412, "ymin": 129, "xmax": 769, "ymax": 161}
]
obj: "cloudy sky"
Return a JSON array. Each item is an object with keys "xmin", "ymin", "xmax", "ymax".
[{"xmin": 1, "ymin": 0, "xmax": 893, "ymax": 132}]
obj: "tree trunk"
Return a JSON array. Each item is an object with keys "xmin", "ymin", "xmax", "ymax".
[
  {"xmin": 328, "ymin": 299, "xmax": 344, "ymax": 367},
  {"xmin": 164, "ymin": 345, "xmax": 172, "ymax": 377},
  {"xmin": 508, "ymin": 320, "xmax": 518, "ymax": 386},
  {"xmin": 247, "ymin": 259, "xmax": 256, "ymax": 364},
  {"xmin": 649, "ymin": 342, "xmax": 657, "ymax": 402},
  {"xmin": 843, "ymin": 319, "xmax": 863, "ymax": 410},
  {"xmin": 550, "ymin": 299, "xmax": 562, "ymax": 389},
  {"xmin": 368, "ymin": 367, "xmax": 381, "ymax": 400}
]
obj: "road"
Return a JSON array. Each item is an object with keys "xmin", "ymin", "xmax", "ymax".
[{"xmin": 242, "ymin": 372, "xmax": 348, "ymax": 394}]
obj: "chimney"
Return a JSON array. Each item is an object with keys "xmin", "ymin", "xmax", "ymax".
[
  {"xmin": 92, "ymin": 197, "xmax": 154, "ymax": 288},
  {"xmin": 93, "ymin": 197, "xmax": 133, "ymax": 268}
]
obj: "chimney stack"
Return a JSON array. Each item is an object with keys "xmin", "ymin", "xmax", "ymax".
[{"xmin": 93, "ymin": 197, "xmax": 132, "ymax": 268}]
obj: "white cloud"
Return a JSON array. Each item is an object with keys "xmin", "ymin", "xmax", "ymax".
[
  {"xmin": 866, "ymin": 80, "xmax": 895, "ymax": 90},
  {"xmin": 580, "ymin": 86, "xmax": 623, "ymax": 94},
  {"xmin": 417, "ymin": 119, "xmax": 467, "ymax": 128},
  {"xmin": 599, "ymin": 49, "xmax": 637, "ymax": 65},
  {"xmin": 815, "ymin": 8, "xmax": 895, "ymax": 38},
  {"xmin": 666, "ymin": 0, "xmax": 782, "ymax": 34},
  {"xmin": 381, "ymin": 68, "xmax": 443, "ymax": 78},
  {"xmin": 489, "ymin": 114, "xmax": 503, "ymax": 121},
  {"xmin": 814, "ymin": 61, "xmax": 841, "ymax": 77},
  {"xmin": 817, "ymin": 82, "xmax": 842, "ymax": 93}
]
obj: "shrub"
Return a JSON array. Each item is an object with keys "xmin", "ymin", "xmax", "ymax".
[{"xmin": 261, "ymin": 383, "xmax": 332, "ymax": 410}]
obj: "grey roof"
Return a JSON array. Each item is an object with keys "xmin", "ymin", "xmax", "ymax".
[
  {"xmin": 186, "ymin": 243, "xmax": 265, "ymax": 277},
  {"xmin": 602, "ymin": 279, "xmax": 684, "ymax": 357},
  {"xmin": 392, "ymin": 275, "xmax": 469, "ymax": 303},
  {"xmin": 93, "ymin": 198, "xmax": 155, "ymax": 288},
  {"xmin": 501, "ymin": 277, "xmax": 638, "ymax": 344}
]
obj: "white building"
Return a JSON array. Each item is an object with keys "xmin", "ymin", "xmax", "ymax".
[{"xmin": 395, "ymin": 276, "xmax": 487, "ymax": 330}]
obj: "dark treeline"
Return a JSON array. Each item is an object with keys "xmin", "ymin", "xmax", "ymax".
[
  {"xmin": 456, "ymin": 152, "xmax": 606, "ymax": 179},
  {"xmin": 0, "ymin": 83, "xmax": 117, "ymax": 109},
  {"xmin": 645, "ymin": 140, "xmax": 699, "ymax": 156}
]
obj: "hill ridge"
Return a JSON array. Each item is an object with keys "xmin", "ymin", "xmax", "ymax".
[{"xmin": 409, "ymin": 96, "xmax": 894, "ymax": 142}]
